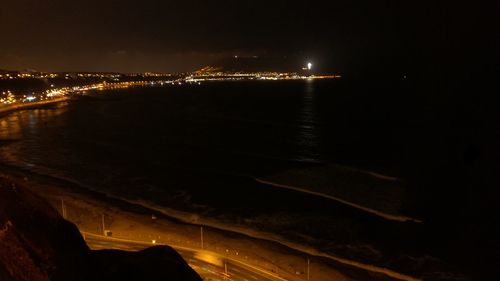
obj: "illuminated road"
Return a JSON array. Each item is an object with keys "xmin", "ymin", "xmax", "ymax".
[{"xmin": 83, "ymin": 232, "xmax": 288, "ymax": 281}]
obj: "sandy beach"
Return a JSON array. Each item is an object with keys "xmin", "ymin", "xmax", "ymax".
[{"xmin": 0, "ymin": 164, "xmax": 412, "ymax": 281}]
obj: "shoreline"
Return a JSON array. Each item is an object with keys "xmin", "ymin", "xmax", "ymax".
[
  {"xmin": 0, "ymin": 161, "xmax": 419, "ymax": 281},
  {"xmin": 0, "ymin": 96, "xmax": 71, "ymax": 116},
  {"xmin": 255, "ymin": 178, "xmax": 422, "ymax": 223},
  {"xmin": 0, "ymin": 170, "xmax": 371, "ymax": 281}
]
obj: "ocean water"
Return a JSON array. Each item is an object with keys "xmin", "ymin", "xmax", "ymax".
[
  {"xmin": 0, "ymin": 79, "xmax": 414, "ymax": 216},
  {"xmin": 2, "ymin": 79, "xmax": 419, "ymax": 223},
  {"xmin": 2, "ymin": 82, "xmax": 313, "ymax": 176}
]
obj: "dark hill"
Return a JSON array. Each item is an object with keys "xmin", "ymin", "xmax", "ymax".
[
  {"xmin": 93, "ymin": 247, "xmax": 200, "ymax": 281},
  {"xmin": 0, "ymin": 176, "xmax": 201, "ymax": 281},
  {"xmin": 214, "ymin": 56, "xmax": 300, "ymax": 72}
]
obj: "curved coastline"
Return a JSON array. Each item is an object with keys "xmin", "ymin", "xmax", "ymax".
[
  {"xmin": 0, "ymin": 158, "xmax": 421, "ymax": 281},
  {"xmin": 255, "ymin": 178, "xmax": 422, "ymax": 223},
  {"xmin": 0, "ymin": 96, "xmax": 71, "ymax": 116}
]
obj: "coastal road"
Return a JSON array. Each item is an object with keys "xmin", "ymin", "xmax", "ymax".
[{"xmin": 83, "ymin": 232, "xmax": 288, "ymax": 281}]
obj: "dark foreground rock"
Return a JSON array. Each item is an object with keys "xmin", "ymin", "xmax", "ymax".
[{"xmin": 0, "ymin": 176, "xmax": 201, "ymax": 281}]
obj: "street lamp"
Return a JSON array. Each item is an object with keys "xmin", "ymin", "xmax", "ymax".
[{"xmin": 200, "ymin": 226, "xmax": 204, "ymax": 249}]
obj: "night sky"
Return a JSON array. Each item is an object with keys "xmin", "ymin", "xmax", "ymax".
[{"xmin": 0, "ymin": 1, "xmax": 497, "ymax": 74}]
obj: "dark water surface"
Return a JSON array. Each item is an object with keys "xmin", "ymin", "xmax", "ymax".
[
  {"xmin": 0, "ymin": 81, "xmax": 331, "ymax": 202},
  {"xmin": 0, "ymin": 78, "xmax": 416, "ymax": 233},
  {"xmin": 0, "ymin": 80, "xmax": 420, "ymax": 221}
]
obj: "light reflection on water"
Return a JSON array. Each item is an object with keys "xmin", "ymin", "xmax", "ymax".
[
  {"xmin": 0, "ymin": 83, "xmax": 329, "ymax": 198},
  {"xmin": 0, "ymin": 115, "xmax": 22, "ymax": 139},
  {"xmin": 0, "ymin": 104, "xmax": 68, "ymax": 137},
  {"xmin": 0, "ymin": 103, "xmax": 69, "ymax": 166},
  {"xmin": 296, "ymin": 80, "xmax": 321, "ymax": 162},
  {"xmin": 0, "ymin": 83, "xmax": 338, "ymax": 226}
]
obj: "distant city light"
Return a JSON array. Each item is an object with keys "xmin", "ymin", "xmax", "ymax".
[{"xmin": 1, "ymin": 70, "xmax": 340, "ymax": 108}]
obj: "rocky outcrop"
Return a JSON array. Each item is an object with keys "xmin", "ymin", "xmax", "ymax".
[
  {"xmin": 92, "ymin": 247, "xmax": 201, "ymax": 281},
  {"xmin": 0, "ymin": 176, "xmax": 201, "ymax": 281}
]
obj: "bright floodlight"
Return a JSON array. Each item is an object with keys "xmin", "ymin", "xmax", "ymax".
[{"xmin": 307, "ymin": 62, "xmax": 312, "ymax": 70}]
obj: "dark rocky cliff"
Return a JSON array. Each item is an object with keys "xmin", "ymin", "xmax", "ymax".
[{"xmin": 0, "ymin": 176, "xmax": 201, "ymax": 281}]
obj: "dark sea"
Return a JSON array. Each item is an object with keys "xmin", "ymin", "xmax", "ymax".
[
  {"xmin": 8, "ymin": 79, "xmax": 428, "ymax": 231},
  {"xmin": 0, "ymin": 79, "xmax": 423, "ymax": 221},
  {"xmin": 1, "ymin": 78, "xmax": 414, "ymax": 229},
  {"xmin": 0, "ymin": 79, "xmax": 408, "ymax": 175},
  {"xmin": 1, "ymin": 81, "xmax": 318, "ymax": 192}
]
